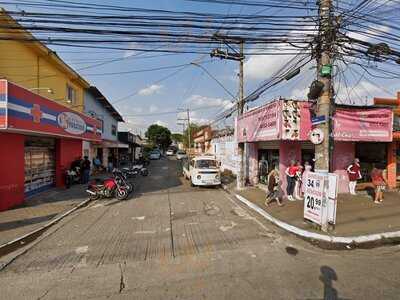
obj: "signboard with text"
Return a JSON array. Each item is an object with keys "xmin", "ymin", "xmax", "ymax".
[
  {"xmin": 333, "ymin": 108, "xmax": 393, "ymax": 142},
  {"xmin": 303, "ymin": 172, "xmax": 326, "ymax": 225}
]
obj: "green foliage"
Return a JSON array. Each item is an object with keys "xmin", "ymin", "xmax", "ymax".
[
  {"xmin": 145, "ymin": 124, "xmax": 172, "ymax": 151},
  {"xmin": 182, "ymin": 123, "xmax": 200, "ymax": 148},
  {"xmin": 171, "ymin": 133, "xmax": 183, "ymax": 143}
]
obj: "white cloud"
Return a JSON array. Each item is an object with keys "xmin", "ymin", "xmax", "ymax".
[
  {"xmin": 335, "ymin": 81, "xmax": 382, "ymax": 105},
  {"xmin": 348, "ymin": 24, "xmax": 391, "ymax": 43},
  {"xmin": 123, "ymin": 42, "xmax": 138, "ymax": 58},
  {"xmin": 155, "ymin": 120, "xmax": 168, "ymax": 127},
  {"xmin": 184, "ymin": 94, "xmax": 234, "ymax": 110},
  {"xmin": 138, "ymin": 84, "xmax": 163, "ymax": 96}
]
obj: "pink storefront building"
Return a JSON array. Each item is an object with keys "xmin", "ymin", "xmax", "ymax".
[{"xmin": 236, "ymin": 99, "xmax": 393, "ymax": 194}]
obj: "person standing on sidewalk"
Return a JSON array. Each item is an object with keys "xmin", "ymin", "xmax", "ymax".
[
  {"xmin": 81, "ymin": 156, "xmax": 91, "ymax": 184},
  {"xmin": 347, "ymin": 158, "xmax": 362, "ymax": 195},
  {"xmin": 285, "ymin": 160, "xmax": 298, "ymax": 201},
  {"xmin": 370, "ymin": 165, "xmax": 387, "ymax": 204},
  {"xmin": 265, "ymin": 163, "xmax": 283, "ymax": 206}
]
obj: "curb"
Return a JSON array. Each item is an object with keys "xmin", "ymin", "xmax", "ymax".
[
  {"xmin": 223, "ymin": 186, "xmax": 400, "ymax": 249},
  {"xmin": 0, "ymin": 198, "xmax": 92, "ymax": 268}
]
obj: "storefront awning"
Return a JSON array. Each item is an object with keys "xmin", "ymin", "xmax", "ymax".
[
  {"xmin": 0, "ymin": 80, "xmax": 102, "ymax": 142},
  {"xmin": 102, "ymin": 140, "xmax": 129, "ymax": 148}
]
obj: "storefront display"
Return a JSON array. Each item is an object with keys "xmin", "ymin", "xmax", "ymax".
[{"xmin": 0, "ymin": 80, "xmax": 101, "ymax": 211}]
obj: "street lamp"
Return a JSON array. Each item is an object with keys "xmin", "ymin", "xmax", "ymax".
[{"xmin": 29, "ymin": 87, "xmax": 54, "ymax": 94}]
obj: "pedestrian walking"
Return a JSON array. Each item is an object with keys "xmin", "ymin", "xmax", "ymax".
[
  {"xmin": 370, "ymin": 165, "xmax": 387, "ymax": 204},
  {"xmin": 285, "ymin": 160, "xmax": 298, "ymax": 201},
  {"xmin": 293, "ymin": 161, "xmax": 304, "ymax": 200},
  {"xmin": 347, "ymin": 158, "xmax": 362, "ymax": 195},
  {"xmin": 265, "ymin": 163, "xmax": 283, "ymax": 206},
  {"xmin": 81, "ymin": 156, "xmax": 91, "ymax": 184}
]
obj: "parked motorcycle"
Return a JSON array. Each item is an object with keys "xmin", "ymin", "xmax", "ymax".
[
  {"xmin": 113, "ymin": 169, "xmax": 134, "ymax": 193},
  {"xmin": 86, "ymin": 172, "xmax": 129, "ymax": 201},
  {"xmin": 131, "ymin": 164, "xmax": 149, "ymax": 177}
]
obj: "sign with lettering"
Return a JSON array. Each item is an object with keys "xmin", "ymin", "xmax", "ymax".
[
  {"xmin": 303, "ymin": 172, "xmax": 326, "ymax": 225},
  {"xmin": 333, "ymin": 108, "xmax": 393, "ymax": 142},
  {"xmin": 57, "ymin": 112, "xmax": 87, "ymax": 135}
]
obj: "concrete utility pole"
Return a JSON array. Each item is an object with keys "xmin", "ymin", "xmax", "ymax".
[
  {"xmin": 210, "ymin": 37, "xmax": 245, "ymax": 189},
  {"xmin": 187, "ymin": 108, "xmax": 191, "ymax": 158},
  {"xmin": 315, "ymin": 0, "xmax": 334, "ymax": 173},
  {"xmin": 237, "ymin": 41, "xmax": 245, "ymax": 189}
]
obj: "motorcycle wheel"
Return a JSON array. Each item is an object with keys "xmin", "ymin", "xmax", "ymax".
[
  {"xmin": 116, "ymin": 188, "xmax": 129, "ymax": 200},
  {"xmin": 126, "ymin": 183, "xmax": 134, "ymax": 194},
  {"xmin": 89, "ymin": 193, "xmax": 100, "ymax": 201},
  {"xmin": 141, "ymin": 169, "xmax": 149, "ymax": 176}
]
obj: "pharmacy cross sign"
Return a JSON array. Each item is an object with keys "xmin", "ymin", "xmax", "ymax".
[{"xmin": 30, "ymin": 104, "xmax": 43, "ymax": 124}]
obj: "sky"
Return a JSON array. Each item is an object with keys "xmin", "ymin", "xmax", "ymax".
[{"xmin": 2, "ymin": 0, "xmax": 400, "ymax": 135}]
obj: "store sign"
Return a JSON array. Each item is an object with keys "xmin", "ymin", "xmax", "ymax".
[
  {"xmin": 333, "ymin": 108, "xmax": 393, "ymax": 142},
  {"xmin": 303, "ymin": 172, "xmax": 326, "ymax": 225},
  {"xmin": 236, "ymin": 101, "xmax": 279, "ymax": 142},
  {"xmin": 57, "ymin": 112, "xmax": 87, "ymax": 135}
]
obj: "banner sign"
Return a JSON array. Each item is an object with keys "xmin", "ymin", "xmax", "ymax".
[
  {"xmin": 303, "ymin": 172, "xmax": 326, "ymax": 225},
  {"xmin": 333, "ymin": 108, "xmax": 393, "ymax": 142},
  {"xmin": 0, "ymin": 80, "xmax": 102, "ymax": 141},
  {"xmin": 236, "ymin": 101, "xmax": 280, "ymax": 143}
]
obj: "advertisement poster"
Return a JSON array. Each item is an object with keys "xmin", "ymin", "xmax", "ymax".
[
  {"xmin": 236, "ymin": 101, "xmax": 279, "ymax": 143},
  {"xmin": 303, "ymin": 172, "xmax": 326, "ymax": 225},
  {"xmin": 333, "ymin": 108, "xmax": 393, "ymax": 142}
]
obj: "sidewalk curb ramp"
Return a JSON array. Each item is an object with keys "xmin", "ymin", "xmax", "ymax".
[
  {"xmin": 0, "ymin": 198, "xmax": 92, "ymax": 270},
  {"xmin": 225, "ymin": 187, "xmax": 400, "ymax": 250}
]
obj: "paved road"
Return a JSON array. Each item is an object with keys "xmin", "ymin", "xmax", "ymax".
[{"xmin": 1, "ymin": 158, "xmax": 400, "ymax": 299}]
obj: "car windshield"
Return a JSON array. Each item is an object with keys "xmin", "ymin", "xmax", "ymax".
[
  {"xmin": 150, "ymin": 151, "xmax": 159, "ymax": 154},
  {"xmin": 195, "ymin": 160, "xmax": 217, "ymax": 169}
]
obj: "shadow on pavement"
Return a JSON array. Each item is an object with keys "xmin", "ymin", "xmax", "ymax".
[{"xmin": 0, "ymin": 213, "xmax": 58, "ymax": 232}]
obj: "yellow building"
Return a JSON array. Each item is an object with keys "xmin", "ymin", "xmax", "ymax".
[{"xmin": 0, "ymin": 9, "xmax": 89, "ymax": 112}]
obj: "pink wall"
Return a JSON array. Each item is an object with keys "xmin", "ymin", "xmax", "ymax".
[
  {"xmin": 55, "ymin": 139, "xmax": 83, "ymax": 187},
  {"xmin": 0, "ymin": 133, "xmax": 25, "ymax": 211},
  {"xmin": 332, "ymin": 141, "xmax": 355, "ymax": 193},
  {"xmin": 247, "ymin": 143, "xmax": 259, "ymax": 185},
  {"xmin": 279, "ymin": 141, "xmax": 302, "ymax": 196}
]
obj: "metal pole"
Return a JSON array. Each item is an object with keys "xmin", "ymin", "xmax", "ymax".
[
  {"xmin": 237, "ymin": 41, "xmax": 245, "ymax": 189},
  {"xmin": 187, "ymin": 108, "xmax": 191, "ymax": 158},
  {"xmin": 315, "ymin": 0, "xmax": 333, "ymax": 174}
]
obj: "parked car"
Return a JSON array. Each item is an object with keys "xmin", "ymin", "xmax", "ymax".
[
  {"xmin": 166, "ymin": 149, "xmax": 175, "ymax": 156},
  {"xmin": 183, "ymin": 156, "xmax": 221, "ymax": 187},
  {"xmin": 149, "ymin": 150, "xmax": 161, "ymax": 160},
  {"xmin": 176, "ymin": 150, "xmax": 187, "ymax": 160}
]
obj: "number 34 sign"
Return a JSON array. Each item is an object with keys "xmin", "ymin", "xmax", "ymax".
[{"xmin": 303, "ymin": 172, "xmax": 326, "ymax": 225}]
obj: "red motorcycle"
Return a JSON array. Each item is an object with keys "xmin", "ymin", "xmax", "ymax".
[{"xmin": 86, "ymin": 173, "xmax": 129, "ymax": 201}]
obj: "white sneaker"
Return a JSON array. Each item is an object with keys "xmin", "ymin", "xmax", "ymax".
[{"xmin": 288, "ymin": 195, "xmax": 295, "ymax": 201}]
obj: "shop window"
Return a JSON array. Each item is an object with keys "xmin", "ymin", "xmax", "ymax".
[
  {"xmin": 111, "ymin": 124, "xmax": 117, "ymax": 136},
  {"xmin": 66, "ymin": 84, "xmax": 76, "ymax": 104},
  {"xmin": 356, "ymin": 143, "xmax": 387, "ymax": 182}
]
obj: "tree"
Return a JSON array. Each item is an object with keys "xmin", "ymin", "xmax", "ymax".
[
  {"xmin": 171, "ymin": 133, "xmax": 183, "ymax": 143},
  {"xmin": 182, "ymin": 123, "xmax": 200, "ymax": 148},
  {"xmin": 145, "ymin": 124, "xmax": 172, "ymax": 151}
]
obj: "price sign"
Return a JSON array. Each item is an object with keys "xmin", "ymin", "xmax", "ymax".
[{"xmin": 303, "ymin": 172, "xmax": 326, "ymax": 225}]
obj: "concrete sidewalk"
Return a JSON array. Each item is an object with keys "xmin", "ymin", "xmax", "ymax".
[
  {"xmin": 0, "ymin": 184, "xmax": 87, "ymax": 246},
  {"xmin": 232, "ymin": 186, "xmax": 400, "ymax": 246}
]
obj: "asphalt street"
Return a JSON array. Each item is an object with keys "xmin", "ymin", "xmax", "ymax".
[{"xmin": 1, "ymin": 157, "xmax": 400, "ymax": 299}]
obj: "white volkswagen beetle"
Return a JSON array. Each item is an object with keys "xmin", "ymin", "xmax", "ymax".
[{"xmin": 183, "ymin": 156, "xmax": 221, "ymax": 187}]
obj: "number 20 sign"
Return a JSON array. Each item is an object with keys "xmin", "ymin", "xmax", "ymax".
[{"xmin": 303, "ymin": 172, "xmax": 326, "ymax": 225}]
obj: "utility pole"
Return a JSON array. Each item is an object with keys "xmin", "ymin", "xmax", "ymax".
[
  {"xmin": 315, "ymin": 0, "xmax": 334, "ymax": 173},
  {"xmin": 211, "ymin": 36, "xmax": 245, "ymax": 189},
  {"xmin": 177, "ymin": 108, "xmax": 191, "ymax": 157},
  {"xmin": 237, "ymin": 41, "xmax": 245, "ymax": 189},
  {"xmin": 187, "ymin": 108, "xmax": 191, "ymax": 158}
]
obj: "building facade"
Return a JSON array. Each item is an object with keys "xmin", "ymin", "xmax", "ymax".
[
  {"xmin": 0, "ymin": 10, "xmax": 88, "ymax": 112},
  {"xmin": 0, "ymin": 80, "xmax": 101, "ymax": 211},
  {"xmin": 236, "ymin": 99, "xmax": 394, "ymax": 194},
  {"xmin": 83, "ymin": 87, "xmax": 124, "ymax": 170}
]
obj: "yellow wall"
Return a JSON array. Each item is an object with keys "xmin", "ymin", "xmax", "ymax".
[{"xmin": 0, "ymin": 15, "xmax": 86, "ymax": 112}]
